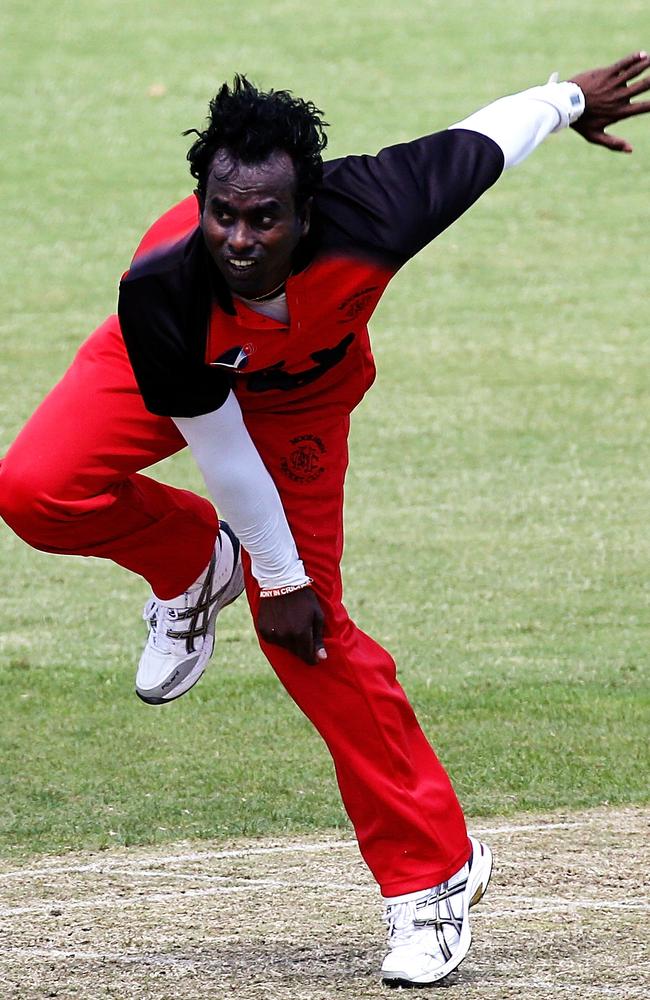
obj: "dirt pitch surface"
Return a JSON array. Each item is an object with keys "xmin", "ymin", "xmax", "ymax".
[{"xmin": 0, "ymin": 807, "xmax": 647, "ymax": 1000}]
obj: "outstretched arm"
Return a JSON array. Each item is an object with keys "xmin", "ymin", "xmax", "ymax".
[
  {"xmin": 449, "ymin": 51, "xmax": 650, "ymax": 168},
  {"xmin": 449, "ymin": 78, "xmax": 584, "ymax": 168}
]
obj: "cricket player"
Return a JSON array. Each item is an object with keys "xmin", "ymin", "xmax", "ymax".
[{"xmin": 1, "ymin": 51, "xmax": 648, "ymax": 986}]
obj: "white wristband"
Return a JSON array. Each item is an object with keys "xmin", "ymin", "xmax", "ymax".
[{"xmin": 543, "ymin": 75, "xmax": 586, "ymax": 131}]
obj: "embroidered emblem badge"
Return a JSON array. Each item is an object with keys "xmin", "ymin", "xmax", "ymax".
[{"xmin": 280, "ymin": 434, "xmax": 327, "ymax": 483}]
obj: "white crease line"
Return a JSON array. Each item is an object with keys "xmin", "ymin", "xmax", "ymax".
[
  {"xmin": 0, "ymin": 880, "xmax": 375, "ymax": 918},
  {"xmin": 48, "ymin": 868, "xmax": 233, "ymax": 884},
  {"xmin": 0, "ymin": 882, "xmax": 292, "ymax": 917},
  {"xmin": 2, "ymin": 881, "xmax": 647, "ymax": 921},
  {"xmin": 472, "ymin": 820, "xmax": 588, "ymax": 835},
  {"xmin": 491, "ymin": 895, "xmax": 650, "ymax": 912},
  {"xmin": 0, "ymin": 839, "xmax": 355, "ymax": 881},
  {"xmin": 0, "ymin": 819, "xmax": 593, "ymax": 882},
  {"xmin": 481, "ymin": 901, "xmax": 650, "ymax": 918}
]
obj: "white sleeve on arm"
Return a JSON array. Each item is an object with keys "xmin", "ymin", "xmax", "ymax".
[
  {"xmin": 173, "ymin": 392, "xmax": 310, "ymax": 590},
  {"xmin": 448, "ymin": 76, "xmax": 585, "ymax": 169}
]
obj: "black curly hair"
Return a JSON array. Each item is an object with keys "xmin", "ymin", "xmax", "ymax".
[{"xmin": 185, "ymin": 75, "xmax": 328, "ymax": 208}]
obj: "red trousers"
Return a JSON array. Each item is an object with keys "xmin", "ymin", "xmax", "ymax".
[{"xmin": 0, "ymin": 316, "xmax": 469, "ymax": 895}]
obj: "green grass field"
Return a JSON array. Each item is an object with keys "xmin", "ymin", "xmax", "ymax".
[{"xmin": 0, "ymin": 1, "xmax": 648, "ymax": 858}]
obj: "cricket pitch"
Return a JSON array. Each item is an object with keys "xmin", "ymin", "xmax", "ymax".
[{"xmin": 0, "ymin": 806, "xmax": 647, "ymax": 999}]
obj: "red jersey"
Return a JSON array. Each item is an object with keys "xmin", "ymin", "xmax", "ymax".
[{"xmin": 118, "ymin": 128, "xmax": 503, "ymax": 417}]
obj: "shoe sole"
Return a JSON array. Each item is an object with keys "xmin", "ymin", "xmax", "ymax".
[
  {"xmin": 381, "ymin": 836, "xmax": 493, "ymax": 988},
  {"xmin": 136, "ymin": 524, "xmax": 245, "ymax": 705}
]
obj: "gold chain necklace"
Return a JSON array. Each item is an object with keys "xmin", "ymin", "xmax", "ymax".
[{"xmin": 247, "ymin": 274, "xmax": 292, "ymax": 302}]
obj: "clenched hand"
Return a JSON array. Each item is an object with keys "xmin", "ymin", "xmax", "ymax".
[{"xmin": 257, "ymin": 587, "xmax": 327, "ymax": 665}]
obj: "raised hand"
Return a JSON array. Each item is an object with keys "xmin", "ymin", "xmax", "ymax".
[{"xmin": 570, "ymin": 50, "xmax": 650, "ymax": 152}]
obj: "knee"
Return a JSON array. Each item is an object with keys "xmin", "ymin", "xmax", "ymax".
[{"xmin": 0, "ymin": 455, "xmax": 70, "ymax": 546}]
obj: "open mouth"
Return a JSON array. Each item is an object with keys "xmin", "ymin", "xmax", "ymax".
[{"xmin": 227, "ymin": 257, "xmax": 257, "ymax": 272}]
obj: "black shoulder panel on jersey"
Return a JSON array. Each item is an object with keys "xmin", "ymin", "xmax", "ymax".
[
  {"xmin": 118, "ymin": 129, "xmax": 503, "ymax": 415},
  {"xmin": 118, "ymin": 229, "xmax": 232, "ymax": 417},
  {"xmin": 315, "ymin": 128, "xmax": 504, "ymax": 265}
]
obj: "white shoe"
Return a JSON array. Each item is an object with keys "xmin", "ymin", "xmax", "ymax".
[
  {"xmin": 381, "ymin": 836, "xmax": 492, "ymax": 987},
  {"xmin": 135, "ymin": 522, "xmax": 245, "ymax": 704}
]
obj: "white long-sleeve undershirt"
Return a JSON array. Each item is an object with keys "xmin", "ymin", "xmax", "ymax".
[
  {"xmin": 449, "ymin": 77, "xmax": 585, "ymax": 169},
  {"xmin": 173, "ymin": 394, "xmax": 309, "ymax": 590},
  {"xmin": 174, "ymin": 77, "xmax": 587, "ymax": 588}
]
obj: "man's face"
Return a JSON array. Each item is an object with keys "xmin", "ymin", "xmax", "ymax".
[{"xmin": 199, "ymin": 149, "xmax": 311, "ymax": 299}]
